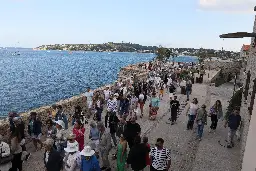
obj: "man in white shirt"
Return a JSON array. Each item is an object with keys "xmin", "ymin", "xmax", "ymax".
[{"xmin": 84, "ymin": 87, "xmax": 94, "ymax": 116}]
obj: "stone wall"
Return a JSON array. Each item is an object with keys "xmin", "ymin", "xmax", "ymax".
[
  {"xmin": 239, "ymin": 16, "xmax": 256, "ymax": 168},
  {"xmin": 203, "ymin": 60, "xmax": 242, "ymax": 73},
  {"xmin": 0, "ymin": 62, "xmax": 149, "ymax": 137},
  {"xmin": 204, "ymin": 60, "xmax": 242, "ymax": 85}
]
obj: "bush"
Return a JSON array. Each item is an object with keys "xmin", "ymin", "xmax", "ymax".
[
  {"xmin": 224, "ymin": 88, "xmax": 243, "ymax": 120},
  {"xmin": 215, "ymin": 78, "xmax": 226, "ymax": 87}
]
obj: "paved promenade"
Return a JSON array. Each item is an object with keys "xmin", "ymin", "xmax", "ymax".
[{"xmin": 22, "ymin": 71, "xmax": 241, "ymax": 171}]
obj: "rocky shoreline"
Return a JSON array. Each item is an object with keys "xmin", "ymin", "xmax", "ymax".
[{"xmin": 0, "ymin": 62, "xmax": 149, "ymax": 136}]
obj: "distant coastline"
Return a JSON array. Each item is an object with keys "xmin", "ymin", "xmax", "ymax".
[{"xmin": 34, "ymin": 42, "xmax": 240, "ymax": 58}]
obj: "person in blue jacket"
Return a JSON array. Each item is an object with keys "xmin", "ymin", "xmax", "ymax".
[{"xmin": 80, "ymin": 146, "xmax": 101, "ymax": 171}]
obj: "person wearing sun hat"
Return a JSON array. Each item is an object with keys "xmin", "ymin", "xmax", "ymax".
[
  {"xmin": 55, "ymin": 120, "xmax": 67, "ymax": 153},
  {"xmin": 63, "ymin": 141, "xmax": 81, "ymax": 171},
  {"xmin": 80, "ymin": 146, "xmax": 101, "ymax": 171}
]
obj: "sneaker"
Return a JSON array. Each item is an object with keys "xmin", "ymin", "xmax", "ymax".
[
  {"xmin": 25, "ymin": 153, "xmax": 31, "ymax": 161},
  {"xmin": 227, "ymin": 145, "xmax": 232, "ymax": 148},
  {"xmin": 171, "ymin": 122, "xmax": 174, "ymax": 125},
  {"xmin": 106, "ymin": 168, "xmax": 111, "ymax": 171},
  {"xmin": 101, "ymin": 167, "xmax": 107, "ymax": 170},
  {"xmin": 199, "ymin": 138, "xmax": 202, "ymax": 141},
  {"xmin": 231, "ymin": 142, "xmax": 235, "ymax": 147},
  {"xmin": 209, "ymin": 129, "xmax": 212, "ymax": 133}
]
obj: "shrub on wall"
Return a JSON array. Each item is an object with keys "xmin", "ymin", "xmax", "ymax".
[{"xmin": 224, "ymin": 87, "xmax": 243, "ymax": 120}]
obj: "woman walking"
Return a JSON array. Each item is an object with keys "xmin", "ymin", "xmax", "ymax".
[
  {"xmin": 46, "ymin": 119, "xmax": 57, "ymax": 139},
  {"xmin": 186, "ymin": 98, "xmax": 199, "ymax": 130},
  {"xmin": 89, "ymin": 122, "xmax": 100, "ymax": 153},
  {"xmin": 28, "ymin": 112, "xmax": 43, "ymax": 151},
  {"xmin": 209, "ymin": 100, "xmax": 223, "ymax": 133},
  {"xmin": 63, "ymin": 141, "xmax": 81, "ymax": 171},
  {"xmin": 149, "ymin": 92, "xmax": 160, "ymax": 120},
  {"xmin": 43, "ymin": 138, "xmax": 63, "ymax": 171},
  {"xmin": 93, "ymin": 92, "xmax": 104, "ymax": 122},
  {"xmin": 116, "ymin": 134, "xmax": 127, "ymax": 171},
  {"xmin": 10, "ymin": 132, "xmax": 23, "ymax": 171},
  {"xmin": 73, "ymin": 120, "xmax": 85, "ymax": 151}
]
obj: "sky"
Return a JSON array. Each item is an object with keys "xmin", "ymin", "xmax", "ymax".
[{"xmin": 0, "ymin": 0, "xmax": 255, "ymax": 51}]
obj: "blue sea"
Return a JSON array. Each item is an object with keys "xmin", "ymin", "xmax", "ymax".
[{"xmin": 0, "ymin": 48, "xmax": 198, "ymax": 116}]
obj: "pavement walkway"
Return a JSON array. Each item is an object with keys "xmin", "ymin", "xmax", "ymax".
[{"xmin": 22, "ymin": 70, "xmax": 241, "ymax": 171}]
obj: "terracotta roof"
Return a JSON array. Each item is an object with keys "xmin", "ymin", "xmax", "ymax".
[{"xmin": 243, "ymin": 44, "xmax": 250, "ymax": 51}]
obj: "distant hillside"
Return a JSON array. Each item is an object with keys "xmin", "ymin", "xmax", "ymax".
[
  {"xmin": 36, "ymin": 42, "xmax": 240, "ymax": 58},
  {"xmin": 36, "ymin": 42, "xmax": 158, "ymax": 53}
]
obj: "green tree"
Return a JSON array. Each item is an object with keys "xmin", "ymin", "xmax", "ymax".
[{"xmin": 155, "ymin": 47, "xmax": 172, "ymax": 62}]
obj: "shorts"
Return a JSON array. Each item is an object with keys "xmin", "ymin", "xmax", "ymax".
[
  {"xmin": 87, "ymin": 101, "xmax": 92, "ymax": 109},
  {"xmin": 139, "ymin": 101, "xmax": 144, "ymax": 108},
  {"xmin": 31, "ymin": 133, "xmax": 42, "ymax": 140}
]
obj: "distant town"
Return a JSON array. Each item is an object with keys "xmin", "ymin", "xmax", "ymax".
[{"xmin": 35, "ymin": 42, "xmax": 240, "ymax": 58}]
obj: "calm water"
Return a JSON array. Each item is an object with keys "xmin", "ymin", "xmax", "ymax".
[{"xmin": 0, "ymin": 49, "xmax": 198, "ymax": 116}]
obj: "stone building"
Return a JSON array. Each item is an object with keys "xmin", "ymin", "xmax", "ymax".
[
  {"xmin": 220, "ymin": 10, "xmax": 256, "ymax": 171},
  {"xmin": 240, "ymin": 44, "xmax": 250, "ymax": 59}
]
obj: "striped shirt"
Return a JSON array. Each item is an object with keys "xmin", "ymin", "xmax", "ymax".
[
  {"xmin": 107, "ymin": 99, "xmax": 118, "ymax": 112},
  {"xmin": 150, "ymin": 147, "xmax": 171, "ymax": 170}
]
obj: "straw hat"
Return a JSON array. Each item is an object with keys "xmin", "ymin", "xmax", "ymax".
[
  {"xmin": 67, "ymin": 133, "xmax": 76, "ymax": 140},
  {"xmin": 64, "ymin": 142, "xmax": 79, "ymax": 153},
  {"xmin": 80, "ymin": 146, "xmax": 95, "ymax": 156},
  {"xmin": 55, "ymin": 120, "xmax": 65, "ymax": 128}
]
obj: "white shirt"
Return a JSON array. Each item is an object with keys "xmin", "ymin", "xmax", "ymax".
[
  {"xmin": 103, "ymin": 90, "xmax": 111, "ymax": 100},
  {"xmin": 167, "ymin": 78, "xmax": 172, "ymax": 86},
  {"xmin": 84, "ymin": 91, "xmax": 93, "ymax": 102},
  {"xmin": 139, "ymin": 94, "xmax": 144, "ymax": 101},
  {"xmin": 64, "ymin": 151, "xmax": 81, "ymax": 171},
  {"xmin": 189, "ymin": 103, "xmax": 199, "ymax": 115}
]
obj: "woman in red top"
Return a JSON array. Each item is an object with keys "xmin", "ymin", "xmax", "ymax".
[{"xmin": 72, "ymin": 120, "xmax": 85, "ymax": 151}]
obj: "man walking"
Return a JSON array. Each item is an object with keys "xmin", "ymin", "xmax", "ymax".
[
  {"xmin": 224, "ymin": 108, "xmax": 241, "ymax": 148},
  {"xmin": 195, "ymin": 104, "xmax": 207, "ymax": 141},
  {"xmin": 169, "ymin": 96, "xmax": 180, "ymax": 125},
  {"xmin": 150, "ymin": 138, "xmax": 171, "ymax": 171}
]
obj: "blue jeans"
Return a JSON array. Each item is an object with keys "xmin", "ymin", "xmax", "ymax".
[
  {"xmin": 187, "ymin": 115, "xmax": 196, "ymax": 130},
  {"xmin": 197, "ymin": 124, "xmax": 204, "ymax": 138},
  {"xmin": 186, "ymin": 90, "xmax": 191, "ymax": 100}
]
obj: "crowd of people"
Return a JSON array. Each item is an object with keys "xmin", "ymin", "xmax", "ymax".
[{"xmin": 0, "ymin": 61, "xmax": 242, "ymax": 171}]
